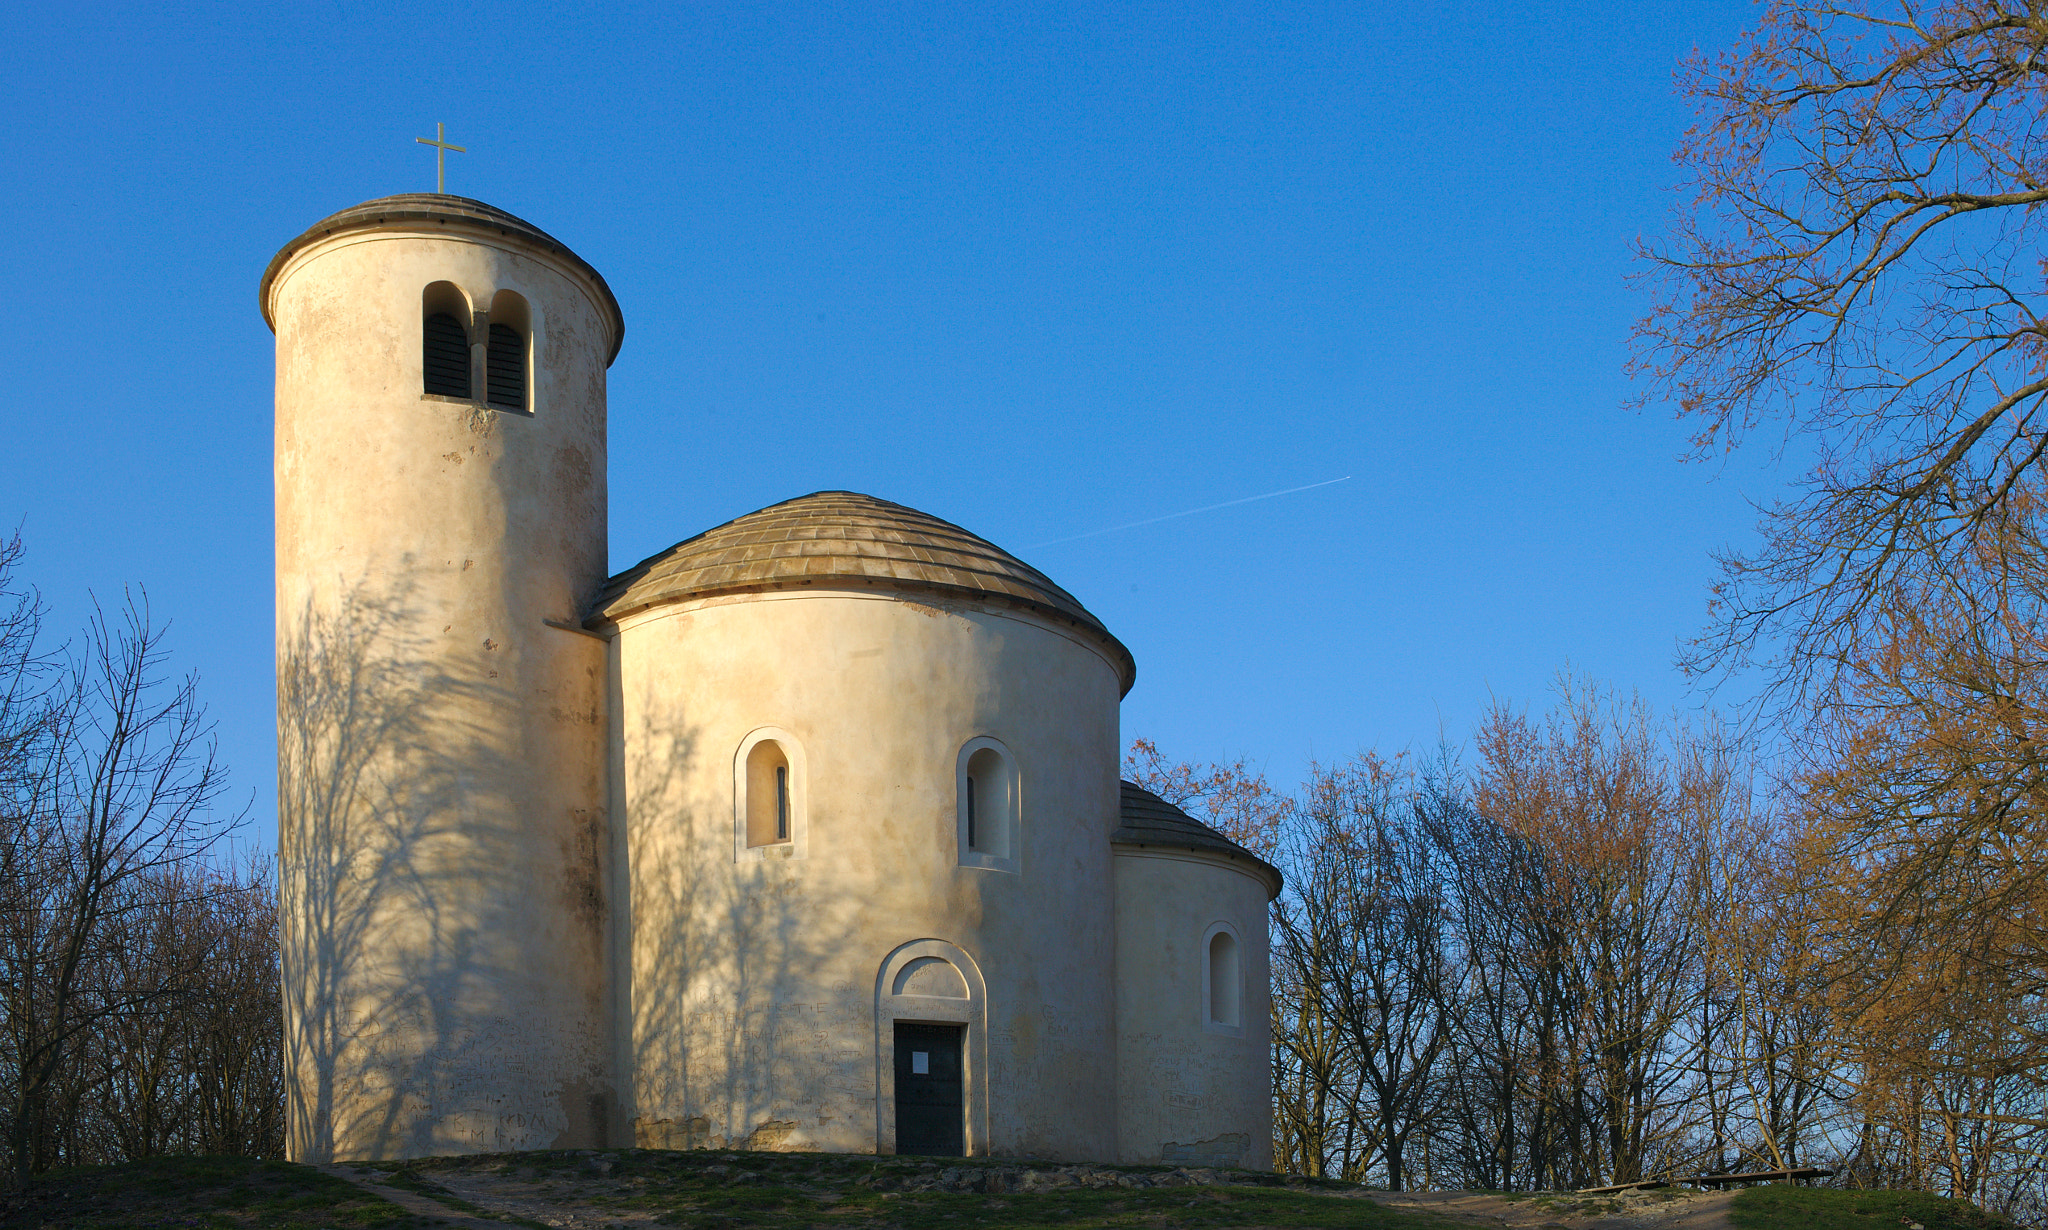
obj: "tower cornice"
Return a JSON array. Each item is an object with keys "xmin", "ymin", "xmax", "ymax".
[{"xmin": 259, "ymin": 193, "xmax": 625, "ymax": 364}]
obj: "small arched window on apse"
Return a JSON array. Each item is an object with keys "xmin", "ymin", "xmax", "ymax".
[
  {"xmin": 734, "ymin": 728, "xmax": 805, "ymax": 860},
  {"xmin": 421, "ymin": 282, "xmax": 472, "ymax": 400},
  {"xmin": 485, "ymin": 289, "xmax": 530, "ymax": 413},
  {"xmin": 1203, "ymin": 922, "xmax": 1244, "ymax": 1035},
  {"xmin": 956, "ymin": 737, "xmax": 1018, "ymax": 872}
]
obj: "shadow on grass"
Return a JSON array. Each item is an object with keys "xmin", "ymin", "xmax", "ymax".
[{"xmin": 0, "ymin": 1154, "xmax": 436, "ymax": 1228}]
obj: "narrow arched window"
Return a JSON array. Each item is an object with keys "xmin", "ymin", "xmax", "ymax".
[
  {"xmin": 956, "ymin": 738, "xmax": 1018, "ymax": 871},
  {"xmin": 732, "ymin": 728, "xmax": 805, "ymax": 860},
  {"xmin": 423, "ymin": 312, "xmax": 471, "ymax": 398},
  {"xmin": 1206, "ymin": 929, "xmax": 1242, "ymax": 1029},
  {"xmin": 745, "ymin": 739, "xmax": 792, "ymax": 848},
  {"xmin": 486, "ymin": 324, "xmax": 526, "ymax": 411}
]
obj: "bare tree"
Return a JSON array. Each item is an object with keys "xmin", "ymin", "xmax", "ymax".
[
  {"xmin": 1468, "ymin": 683, "xmax": 1716, "ymax": 1186},
  {"xmin": 1269, "ymin": 838, "xmax": 1360, "ymax": 1178},
  {"xmin": 1635, "ymin": 8, "xmax": 2048, "ymax": 1208},
  {"xmin": 1424, "ymin": 779, "xmax": 1542, "ymax": 1191},
  {"xmin": 181, "ymin": 857, "xmax": 285, "ymax": 1157},
  {"xmin": 1636, "ymin": 0, "xmax": 2048, "ymax": 699},
  {"xmin": 1288, "ymin": 753, "xmax": 1454, "ymax": 1189},
  {"xmin": 0, "ymin": 540, "xmax": 244, "ymax": 1184},
  {"xmin": 1125, "ymin": 738, "xmax": 1291, "ymax": 857},
  {"xmin": 79, "ymin": 857, "xmax": 283, "ymax": 1163}
]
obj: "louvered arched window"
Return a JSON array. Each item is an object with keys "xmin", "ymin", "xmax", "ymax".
[
  {"xmin": 486, "ymin": 324, "xmax": 526, "ymax": 411},
  {"xmin": 422, "ymin": 312, "xmax": 471, "ymax": 398}
]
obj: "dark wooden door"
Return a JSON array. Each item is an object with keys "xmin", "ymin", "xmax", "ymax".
[{"xmin": 893, "ymin": 1022, "xmax": 964, "ymax": 1156}]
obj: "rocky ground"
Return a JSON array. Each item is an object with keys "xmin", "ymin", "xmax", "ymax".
[{"xmin": 1367, "ymin": 1186, "xmax": 1739, "ymax": 1230}]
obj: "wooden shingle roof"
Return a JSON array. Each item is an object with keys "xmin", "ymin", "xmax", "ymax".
[
  {"xmin": 1115, "ymin": 781, "xmax": 1283, "ymax": 897},
  {"xmin": 590, "ymin": 491, "xmax": 1135, "ymax": 694}
]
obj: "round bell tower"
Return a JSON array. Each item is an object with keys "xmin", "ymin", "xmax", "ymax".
[{"xmin": 262, "ymin": 194, "xmax": 623, "ymax": 1161}]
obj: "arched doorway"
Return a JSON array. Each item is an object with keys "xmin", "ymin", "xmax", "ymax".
[{"xmin": 874, "ymin": 940, "xmax": 988, "ymax": 1156}]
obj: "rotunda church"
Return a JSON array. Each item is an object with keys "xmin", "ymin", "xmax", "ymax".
[{"xmin": 263, "ymin": 194, "xmax": 1279, "ymax": 1168}]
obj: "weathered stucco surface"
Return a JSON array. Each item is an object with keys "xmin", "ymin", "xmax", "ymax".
[
  {"xmin": 1113, "ymin": 849, "xmax": 1275, "ymax": 1170},
  {"xmin": 270, "ymin": 217, "xmax": 618, "ymax": 1161},
  {"xmin": 267, "ymin": 195, "xmax": 1278, "ymax": 1170},
  {"xmin": 614, "ymin": 590, "xmax": 1122, "ymax": 1161}
]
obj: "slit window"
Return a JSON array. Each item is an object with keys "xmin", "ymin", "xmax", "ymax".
[
  {"xmin": 486, "ymin": 324, "xmax": 526, "ymax": 411},
  {"xmin": 423, "ymin": 312, "xmax": 471, "ymax": 398},
  {"xmin": 775, "ymin": 765, "xmax": 790, "ymax": 841}
]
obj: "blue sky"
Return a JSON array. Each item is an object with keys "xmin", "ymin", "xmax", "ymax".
[{"xmin": 0, "ymin": 0, "xmax": 1780, "ymax": 840}]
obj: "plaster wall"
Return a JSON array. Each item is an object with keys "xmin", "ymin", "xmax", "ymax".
[
  {"xmin": 616, "ymin": 590, "xmax": 1122, "ymax": 1161},
  {"xmin": 270, "ymin": 227, "xmax": 615, "ymax": 1161},
  {"xmin": 1113, "ymin": 850, "xmax": 1274, "ymax": 1169}
]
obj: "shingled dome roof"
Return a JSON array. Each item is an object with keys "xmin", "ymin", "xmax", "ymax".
[
  {"xmin": 259, "ymin": 194, "xmax": 625, "ymax": 363},
  {"xmin": 590, "ymin": 491, "xmax": 1135, "ymax": 693},
  {"xmin": 1116, "ymin": 781, "xmax": 1282, "ymax": 897}
]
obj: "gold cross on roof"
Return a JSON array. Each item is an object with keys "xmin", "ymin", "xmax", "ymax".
[{"xmin": 416, "ymin": 122, "xmax": 466, "ymax": 194}]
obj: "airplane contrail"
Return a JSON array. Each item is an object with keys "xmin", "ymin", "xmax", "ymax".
[{"xmin": 1028, "ymin": 475, "xmax": 1352, "ymax": 549}]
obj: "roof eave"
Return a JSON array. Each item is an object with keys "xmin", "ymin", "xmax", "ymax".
[
  {"xmin": 1111, "ymin": 838, "xmax": 1284, "ymax": 900},
  {"xmin": 584, "ymin": 576, "xmax": 1137, "ymax": 697}
]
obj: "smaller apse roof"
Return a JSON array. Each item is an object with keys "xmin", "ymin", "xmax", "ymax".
[
  {"xmin": 590, "ymin": 491, "xmax": 1135, "ymax": 694},
  {"xmin": 1116, "ymin": 781, "xmax": 1282, "ymax": 897}
]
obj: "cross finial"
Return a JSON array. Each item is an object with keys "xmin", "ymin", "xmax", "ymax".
[{"xmin": 415, "ymin": 122, "xmax": 466, "ymax": 194}]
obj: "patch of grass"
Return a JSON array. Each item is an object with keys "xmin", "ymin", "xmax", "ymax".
[
  {"xmin": 390, "ymin": 1148, "xmax": 1459, "ymax": 1230},
  {"xmin": 1731, "ymin": 1184, "xmax": 2016, "ymax": 1230},
  {"xmin": 0, "ymin": 1154, "xmax": 434, "ymax": 1229},
  {"xmin": 484, "ymin": 1152, "xmax": 1453, "ymax": 1230}
]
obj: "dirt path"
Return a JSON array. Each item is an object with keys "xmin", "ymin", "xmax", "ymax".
[
  {"xmin": 314, "ymin": 1164, "xmax": 517, "ymax": 1228},
  {"xmin": 430, "ymin": 1163, "xmax": 673, "ymax": 1228},
  {"xmin": 1366, "ymin": 1187, "xmax": 1738, "ymax": 1230}
]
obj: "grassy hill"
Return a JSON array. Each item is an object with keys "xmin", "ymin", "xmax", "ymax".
[
  {"xmin": 0, "ymin": 1149, "xmax": 2022, "ymax": 1230},
  {"xmin": 0, "ymin": 1154, "xmax": 1441, "ymax": 1227},
  {"xmin": 0, "ymin": 1149, "xmax": 1414, "ymax": 1230}
]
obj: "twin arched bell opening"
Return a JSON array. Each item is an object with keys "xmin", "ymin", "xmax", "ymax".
[{"xmin": 420, "ymin": 282, "xmax": 529, "ymax": 412}]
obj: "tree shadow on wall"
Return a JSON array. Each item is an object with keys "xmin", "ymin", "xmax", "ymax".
[
  {"xmin": 623, "ymin": 698, "xmax": 875, "ymax": 1154},
  {"xmin": 278, "ymin": 577, "xmax": 600, "ymax": 1161}
]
